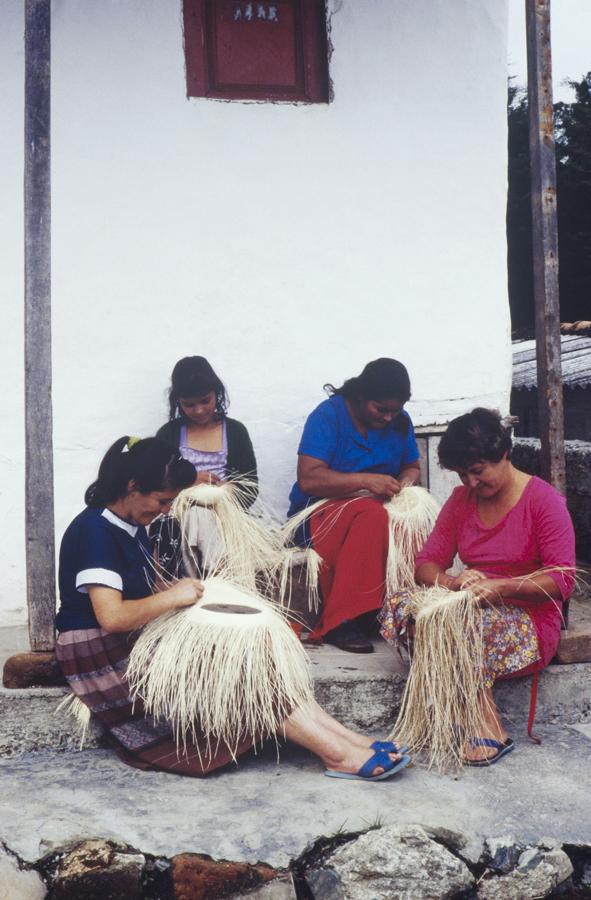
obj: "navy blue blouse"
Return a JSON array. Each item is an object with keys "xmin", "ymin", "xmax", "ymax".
[{"xmin": 56, "ymin": 507, "xmax": 154, "ymax": 632}]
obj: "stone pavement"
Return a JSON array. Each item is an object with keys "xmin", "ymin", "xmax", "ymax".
[
  {"xmin": 1, "ymin": 723, "xmax": 590, "ymax": 869},
  {"xmin": 1, "ymin": 594, "xmax": 590, "ymax": 883}
]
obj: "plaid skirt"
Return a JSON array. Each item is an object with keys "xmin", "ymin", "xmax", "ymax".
[
  {"xmin": 380, "ymin": 590, "xmax": 541, "ymax": 689},
  {"xmin": 55, "ymin": 628, "xmax": 255, "ymax": 777}
]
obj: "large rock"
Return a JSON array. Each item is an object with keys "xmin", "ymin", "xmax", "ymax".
[
  {"xmin": 3, "ymin": 653, "xmax": 66, "ymax": 689},
  {"xmin": 171, "ymin": 854, "xmax": 280, "ymax": 900},
  {"xmin": 556, "ymin": 626, "xmax": 591, "ymax": 664},
  {"xmin": 483, "ymin": 835, "xmax": 524, "ymax": 874},
  {"xmin": 306, "ymin": 824, "xmax": 474, "ymax": 899},
  {"xmin": 478, "ymin": 847, "xmax": 573, "ymax": 899},
  {"xmin": 229, "ymin": 875, "xmax": 297, "ymax": 898},
  {"xmin": 0, "ymin": 845, "xmax": 46, "ymax": 900},
  {"xmin": 423, "ymin": 825, "xmax": 482, "ymax": 866},
  {"xmin": 46, "ymin": 839, "xmax": 144, "ymax": 900}
]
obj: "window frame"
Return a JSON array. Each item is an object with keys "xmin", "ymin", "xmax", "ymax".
[{"xmin": 182, "ymin": 0, "xmax": 330, "ymax": 103}]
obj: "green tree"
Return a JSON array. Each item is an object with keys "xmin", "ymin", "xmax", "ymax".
[
  {"xmin": 507, "ymin": 84, "xmax": 533, "ymax": 331},
  {"xmin": 555, "ymin": 72, "xmax": 591, "ymax": 322},
  {"xmin": 507, "ymin": 73, "xmax": 591, "ymax": 331}
]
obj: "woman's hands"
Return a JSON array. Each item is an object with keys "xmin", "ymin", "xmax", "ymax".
[
  {"xmin": 89, "ymin": 578, "xmax": 205, "ymax": 632},
  {"xmin": 447, "ymin": 568, "xmax": 487, "ymax": 591},
  {"xmin": 420, "ymin": 566, "xmax": 502, "ymax": 604},
  {"xmin": 297, "ymin": 457, "xmax": 420, "ymax": 501},
  {"xmin": 421, "ymin": 563, "xmax": 562, "ymax": 608},
  {"xmin": 298, "ymin": 457, "xmax": 416, "ymax": 501},
  {"xmin": 441, "ymin": 569, "xmax": 502, "ymax": 603},
  {"xmin": 362, "ymin": 473, "xmax": 402, "ymax": 499},
  {"xmin": 362, "ymin": 463, "xmax": 420, "ymax": 499},
  {"xmin": 165, "ymin": 578, "xmax": 204, "ymax": 609}
]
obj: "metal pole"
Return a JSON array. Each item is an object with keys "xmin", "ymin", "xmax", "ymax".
[
  {"xmin": 525, "ymin": 0, "xmax": 565, "ymax": 493},
  {"xmin": 25, "ymin": 0, "xmax": 55, "ymax": 650}
]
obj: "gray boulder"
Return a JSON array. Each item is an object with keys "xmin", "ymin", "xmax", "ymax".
[
  {"xmin": 484, "ymin": 835, "xmax": 524, "ymax": 874},
  {"xmin": 478, "ymin": 847, "xmax": 573, "ymax": 899},
  {"xmin": 306, "ymin": 824, "xmax": 474, "ymax": 899},
  {"xmin": 0, "ymin": 845, "xmax": 46, "ymax": 900}
]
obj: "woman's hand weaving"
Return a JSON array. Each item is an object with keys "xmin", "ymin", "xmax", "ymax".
[
  {"xmin": 167, "ymin": 578, "xmax": 204, "ymax": 609},
  {"xmin": 469, "ymin": 577, "xmax": 506, "ymax": 605},
  {"xmin": 449, "ymin": 568, "xmax": 487, "ymax": 591},
  {"xmin": 362, "ymin": 473, "xmax": 401, "ymax": 499}
]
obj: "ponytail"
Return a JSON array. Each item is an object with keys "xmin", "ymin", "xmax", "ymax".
[{"xmin": 85, "ymin": 436, "xmax": 195, "ymax": 507}]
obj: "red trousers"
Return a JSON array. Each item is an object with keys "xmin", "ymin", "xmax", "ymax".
[{"xmin": 308, "ymin": 498, "xmax": 390, "ymax": 638}]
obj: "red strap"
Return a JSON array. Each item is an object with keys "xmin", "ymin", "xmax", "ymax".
[{"xmin": 527, "ymin": 670, "xmax": 542, "ymax": 744}]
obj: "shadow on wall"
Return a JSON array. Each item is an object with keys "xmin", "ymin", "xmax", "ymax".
[{"xmin": 513, "ymin": 439, "xmax": 591, "ymax": 563}]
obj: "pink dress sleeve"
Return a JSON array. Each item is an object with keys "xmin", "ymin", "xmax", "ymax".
[{"xmin": 415, "ymin": 486, "xmax": 464, "ymax": 573}]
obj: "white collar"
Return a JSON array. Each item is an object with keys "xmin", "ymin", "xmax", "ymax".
[{"xmin": 101, "ymin": 508, "xmax": 138, "ymax": 537}]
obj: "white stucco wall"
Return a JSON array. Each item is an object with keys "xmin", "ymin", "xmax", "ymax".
[
  {"xmin": 1, "ymin": 0, "xmax": 510, "ymax": 626},
  {"xmin": 0, "ymin": 5, "xmax": 26, "ymax": 626}
]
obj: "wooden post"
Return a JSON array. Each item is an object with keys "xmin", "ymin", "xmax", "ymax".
[
  {"xmin": 25, "ymin": 0, "xmax": 55, "ymax": 650},
  {"xmin": 525, "ymin": 0, "xmax": 566, "ymax": 493}
]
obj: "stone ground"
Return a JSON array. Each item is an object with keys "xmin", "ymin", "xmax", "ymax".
[
  {"xmin": 1, "ymin": 589, "xmax": 590, "ymax": 881},
  {"xmin": 1, "ymin": 723, "xmax": 590, "ymax": 869}
]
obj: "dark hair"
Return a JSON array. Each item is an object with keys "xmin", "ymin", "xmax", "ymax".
[
  {"xmin": 324, "ymin": 358, "xmax": 411, "ymax": 404},
  {"xmin": 438, "ymin": 408, "xmax": 512, "ymax": 471},
  {"xmin": 85, "ymin": 437, "xmax": 196, "ymax": 507},
  {"xmin": 168, "ymin": 356, "xmax": 228, "ymax": 421},
  {"xmin": 324, "ymin": 358, "xmax": 412, "ymax": 433}
]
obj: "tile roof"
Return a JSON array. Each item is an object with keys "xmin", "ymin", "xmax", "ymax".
[{"xmin": 512, "ymin": 332, "xmax": 591, "ymax": 390}]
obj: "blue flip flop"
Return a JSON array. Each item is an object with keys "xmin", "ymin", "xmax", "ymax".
[
  {"xmin": 371, "ymin": 739, "xmax": 409, "ymax": 755},
  {"xmin": 325, "ymin": 749, "xmax": 411, "ymax": 782},
  {"xmin": 464, "ymin": 737, "xmax": 515, "ymax": 767}
]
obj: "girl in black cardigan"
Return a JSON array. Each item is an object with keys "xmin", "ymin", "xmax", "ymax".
[
  {"xmin": 156, "ymin": 356, "xmax": 258, "ymax": 505},
  {"xmin": 153, "ymin": 356, "xmax": 258, "ymax": 576}
]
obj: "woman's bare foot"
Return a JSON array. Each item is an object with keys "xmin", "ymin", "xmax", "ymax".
[
  {"xmin": 283, "ymin": 704, "xmax": 402, "ymax": 775},
  {"xmin": 321, "ymin": 739, "xmax": 400, "ymax": 777},
  {"xmin": 463, "ymin": 688, "xmax": 510, "ymax": 762},
  {"xmin": 309, "ymin": 701, "xmax": 404, "ymax": 753}
]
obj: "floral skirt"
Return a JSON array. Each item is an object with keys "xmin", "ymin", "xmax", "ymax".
[{"xmin": 379, "ymin": 590, "xmax": 541, "ymax": 688}]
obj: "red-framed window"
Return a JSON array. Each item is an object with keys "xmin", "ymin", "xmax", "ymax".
[{"xmin": 183, "ymin": 1, "xmax": 329, "ymax": 103}]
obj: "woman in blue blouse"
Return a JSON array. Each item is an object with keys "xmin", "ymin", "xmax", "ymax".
[
  {"xmin": 288, "ymin": 358, "xmax": 421, "ymax": 653},
  {"xmin": 55, "ymin": 435, "xmax": 409, "ymax": 780}
]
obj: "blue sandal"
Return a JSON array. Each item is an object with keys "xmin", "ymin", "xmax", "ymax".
[
  {"xmin": 464, "ymin": 737, "xmax": 514, "ymax": 767},
  {"xmin": 325, "ymin": 749, "xmax": 411, "ymax": 782},
  {"xmin": 371, "ymin": 739, "xmax": 409, "ymax": 755}
]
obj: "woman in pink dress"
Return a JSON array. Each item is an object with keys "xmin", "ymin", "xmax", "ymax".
[{"xmin": 380, "ymin": 408, "xmax": 575, "ymax": 766}]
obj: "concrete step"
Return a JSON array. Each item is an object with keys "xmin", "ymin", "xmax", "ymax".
[
  {"xmin": 2, "ymin": 724, "xmax": 591, "ymax": 868},
  {"xmin": 1, "ymin": 627, "xmax": 590, "ymax": 756}
]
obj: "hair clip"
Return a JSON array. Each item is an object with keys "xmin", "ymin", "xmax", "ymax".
[{"xmin": 122, "ymin": 436, "xmax": 141, "ymax": 453}]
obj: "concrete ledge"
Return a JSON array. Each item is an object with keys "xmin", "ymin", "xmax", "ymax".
[
  {"xmin": 0, "ymin": 686, "xmax": 105, "ymax": 756},
  {"xmin": 1, "ymin": 643, "xmax": 590, "ymax": 757}
]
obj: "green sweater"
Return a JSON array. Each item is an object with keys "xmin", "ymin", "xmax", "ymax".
[{"xmin": 155, "ymin": 416, "xmax": 258, "ymax": 507}]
